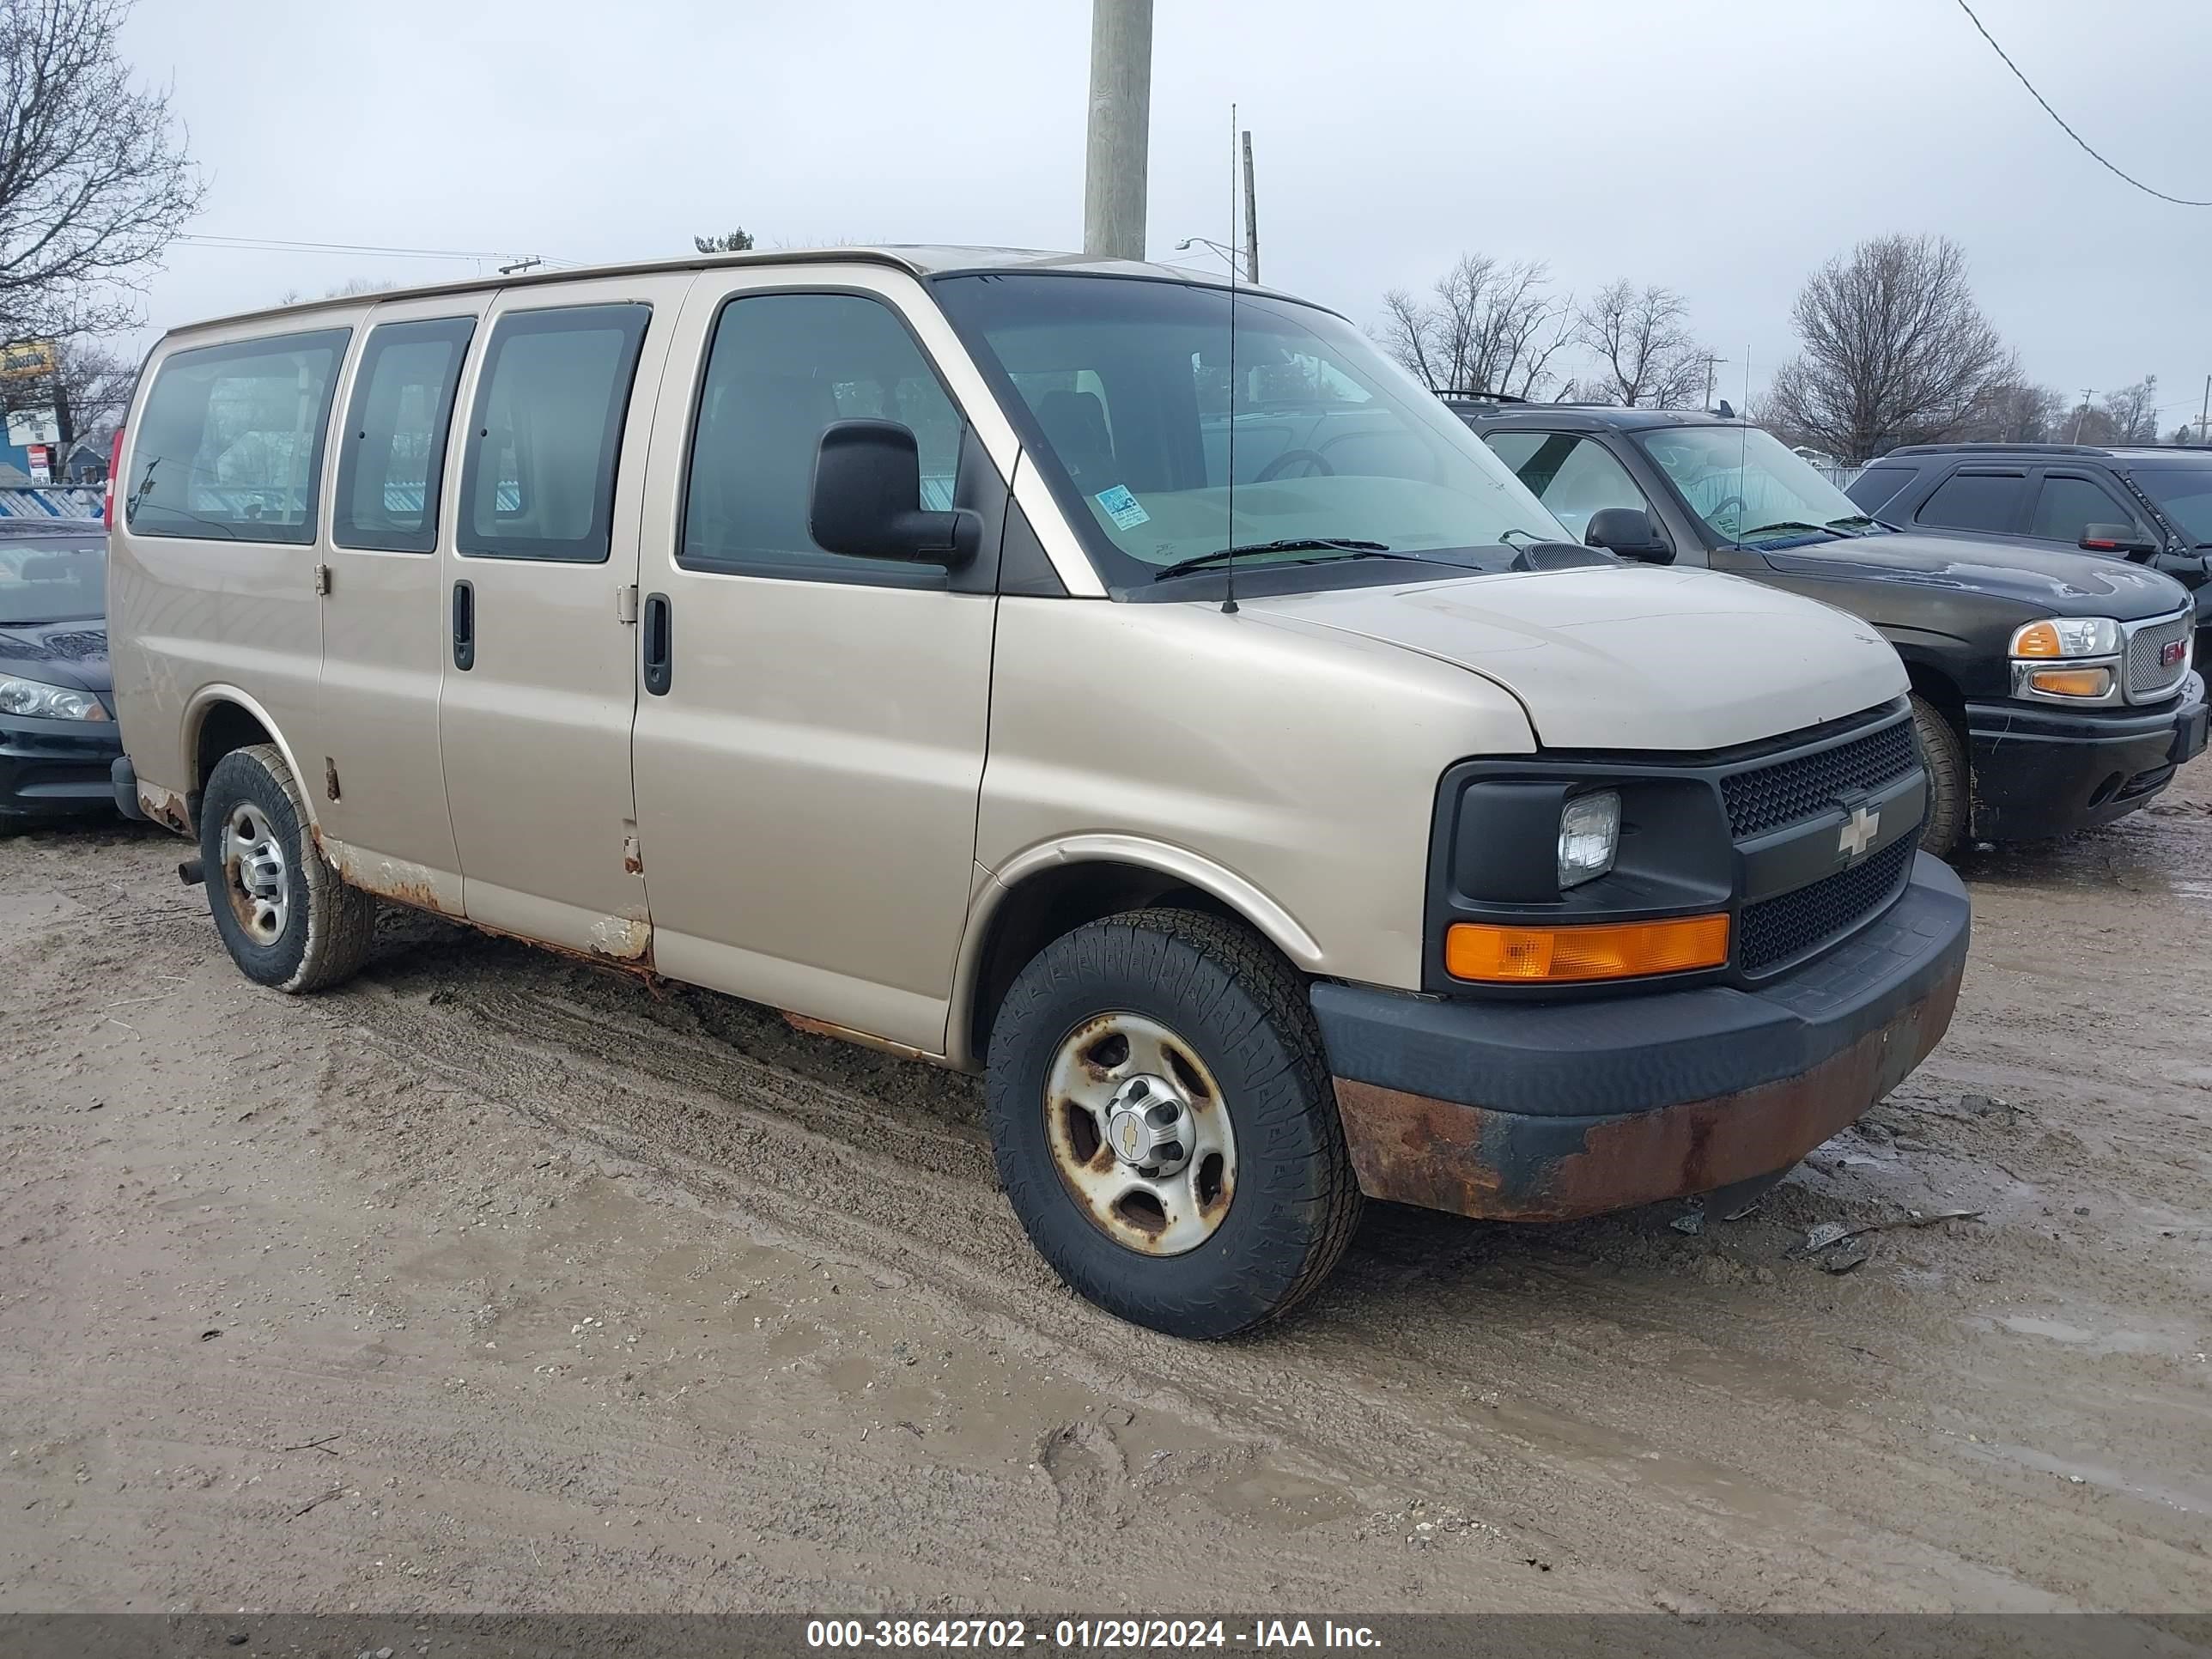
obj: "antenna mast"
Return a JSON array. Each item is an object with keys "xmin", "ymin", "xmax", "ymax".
[{"xmin": 1222, "ymin": 103, "xmax": 1241, "ymax": 615}]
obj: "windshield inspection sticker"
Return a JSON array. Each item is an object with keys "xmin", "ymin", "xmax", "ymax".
[{"xmin": 1095, "ymin": 484, "xmax": 1151, "ymax": 530}]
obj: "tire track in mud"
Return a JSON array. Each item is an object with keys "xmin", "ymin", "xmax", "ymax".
[{"xmin": 299, "ymin": 929, "xmax": 2197, "ymax": 1613}]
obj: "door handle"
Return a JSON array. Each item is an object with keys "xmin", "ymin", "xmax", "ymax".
[
  {"xmin": 641, "ymin": 591, "xmax": 672, "ymax": 696},
  {"xmin": 452, "ymin": 579, "xmax": 474, "ymax": 671}
]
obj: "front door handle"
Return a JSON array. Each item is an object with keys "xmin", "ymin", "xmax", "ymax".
[
  {"xmin": 452, "ymin": 579, "xmax": 474, "ymax": 671},
  {"xmin": 641, "ymin": 591, "xmax": 672, "ymax": 696}
]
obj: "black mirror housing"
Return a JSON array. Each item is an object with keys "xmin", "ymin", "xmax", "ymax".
[
  {"xmin": 2079, "ymin": 522, "xmax": 2160, "ymax": 559},
  {"xmin": 809, "ymin": 420, "xmax": 980, "ymax": 565},
  {"xmin": 1583, "ymin": 507, "xmax": 1671, "ymax": 563}
]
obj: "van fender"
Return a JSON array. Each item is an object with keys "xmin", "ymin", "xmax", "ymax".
[
  {"xmin": 180, "ymin": 684, "xmax": 321, "ymax": 836},
  {"xmin": 948, "ymin": 833, "xmax": 1325, "ymax": 1071}
]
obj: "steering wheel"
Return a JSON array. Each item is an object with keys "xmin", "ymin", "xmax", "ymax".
[
  {"xmin": 1706, "ymin": 494, "xmax": 1747, "ymax": 526},
  {"xmin": 1255, "ymin": 448, "xmax": 1334, "ymax": 483}
]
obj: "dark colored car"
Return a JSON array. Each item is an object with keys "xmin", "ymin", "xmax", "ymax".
[
  {"xmin": 1845, "ymin": 442, "xmax": 2212, "ymax": 635},
  {"xmin": 1447, "ymin": 402, "xmax": 2207, "ymax": 856},
  {"xmin": 0, "ymin": 520, "xmax": 119, "ymax": 828}
]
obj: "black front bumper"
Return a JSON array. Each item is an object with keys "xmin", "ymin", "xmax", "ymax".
[
  {"xmin": 0, "ymin": 709, "xmax": 124, "ymax": 822},
  {"xmin": 1966, "ymin": 674, "xmax": 2208, "ymax": 842},
  {"xmin": 1312, "ymin": 854, "xmax": 1971, "ymax": 1221}
]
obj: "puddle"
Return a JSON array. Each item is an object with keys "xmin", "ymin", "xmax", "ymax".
[{"xmin": 1971, "ymin": 1313, "xmax": 2172, "ymax": 1357}]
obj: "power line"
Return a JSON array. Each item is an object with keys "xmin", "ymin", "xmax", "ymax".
[
  {"xmin": 176, "ymin": 233, "xmax": 568, "ymax": 264},
  {"xmin": 1951, "ymin": 0, "xmax": 2211, "ymax": 207}
]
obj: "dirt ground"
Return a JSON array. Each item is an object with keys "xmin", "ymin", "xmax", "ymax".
[{"xmin": 1, "ymin": 769, "xmax": 2208, "ymax": 1618}]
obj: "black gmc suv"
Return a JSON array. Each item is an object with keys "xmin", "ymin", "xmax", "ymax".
[
  {"xmin": 1446, "ymin": 401, "xmax": 2208, "ymax": 856},
  {"xmin": 1844, "ymin": 442, "xmax": 2212, "ymax": 636}
]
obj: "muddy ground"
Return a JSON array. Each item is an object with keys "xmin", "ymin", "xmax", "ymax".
[{"xmin": 1, "ymin": 769, "xmax": 2207, "ymax": 1617}]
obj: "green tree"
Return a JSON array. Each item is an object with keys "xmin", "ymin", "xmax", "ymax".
[{"xmin": 693, "ymin": 228, "xmax": 755, "ymax": 253}]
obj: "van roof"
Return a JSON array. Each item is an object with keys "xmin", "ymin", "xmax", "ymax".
[{"xmin": 167, "ymin": 244, "xmax": 1292, "ymax": 337}]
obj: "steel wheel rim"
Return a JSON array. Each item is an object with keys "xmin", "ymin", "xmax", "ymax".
[
  {"xmin": 1043, "ymin": 1011, "xmax": 1237, "ymax": 1256},
  {"xmin": 221, "ymin": 802, "xmax": 289, "ymax": 945}
]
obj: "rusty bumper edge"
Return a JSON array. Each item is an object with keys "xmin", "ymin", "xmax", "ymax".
[{"xmin": 1334, "ymin": 962, "xmax": 1964, "ymax": 1224}]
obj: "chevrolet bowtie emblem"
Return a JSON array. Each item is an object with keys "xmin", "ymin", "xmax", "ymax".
[{"xmin": 1838, "ymin": 804, "xmax": 1881, "ymax": 861}]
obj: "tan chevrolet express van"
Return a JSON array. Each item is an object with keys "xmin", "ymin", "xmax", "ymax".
[{"xmin": 107, "ymin": 247, "xmax": 1970, "ymax": 1337}]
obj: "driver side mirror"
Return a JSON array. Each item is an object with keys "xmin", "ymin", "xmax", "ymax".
[
  {"xmin": 2080, "ymin": 523, "xmax": 2160, "ymax": 559},
  {"xmin": 809, "ymin": 420, "xmax": 980, "ymax": 565},
  {"xmin": 1583, "ymin": 507, "xmax": 1672, "ymax": 564}
]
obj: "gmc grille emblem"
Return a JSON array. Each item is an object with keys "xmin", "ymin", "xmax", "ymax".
[
  {"xmin": 2161, "ymin": 640, "xmax": 2187, "ymax": 669},
  {"xmin": 1838, "ymin": 805, "xmax": 1881, "ymax": 861}
]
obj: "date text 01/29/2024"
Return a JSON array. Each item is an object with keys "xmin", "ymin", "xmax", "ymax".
[{"xmin": 805, "ymin": 1620, "xmax": 1382, "ymax": 1650}]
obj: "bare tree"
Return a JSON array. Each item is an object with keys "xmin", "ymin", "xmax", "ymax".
[
  {"xmin": 1378, "ymin": 253, "xmax": 1574, "ymax": 400},
  {"xmin": 0, "ymin": 0, "xmax": 204, "ymax": 341},
  {"xmin": 1571, "ymin": 279, "xmax": 1707, "ymax": 407},
  {"xmin": 2099, "ymin": 376, "xmax": 2159, "ymax": 445},
  {"xmin": 49, "ymin": 337, "xmax": 131, "ymax": 433},
  {"xmin": 1765, "ymin": 234, "xmax": 2013, "ymax": 463},
  {"xmin": 1967, "ymin": 378, "xmax": 2068, "ymax": 443}
]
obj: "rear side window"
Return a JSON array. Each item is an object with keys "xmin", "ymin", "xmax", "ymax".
[
  {"xmin": 1917, "ymin": 471, "xmax": 2027, "ymax": 534},
  {"xmin": 1845, "ymin": 465, "xmax": 1918, "ymax": 515},
  {"xmin": 2029, "ymin": 474, "xmax": 2142, "ymax": 544},
  {"xmin": 457, "ymin": 304, "xmax": 651, "ymax": 562},
  {"xmin": 126, "ymin": 329, "xmax": 349, "ymax": 544},
  {"xmin": 680, "ymin": 291, "xmax": 963, "ymax": 581},
  {"xmin": 333, "ymin": 317, "xmax": 476, "ymax": 552}
]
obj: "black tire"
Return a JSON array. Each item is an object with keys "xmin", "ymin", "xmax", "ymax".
[
  {"xmin": 1910, "ymin": 693, "xmax": 1968, "ymax": 858},
  {"xmin": 985, "ymin": 907, "xmax": 1362, "ymax": 1339},
  {"xmin": 198, "ymin": 743, "xmax": 374, "ymax": 993}
]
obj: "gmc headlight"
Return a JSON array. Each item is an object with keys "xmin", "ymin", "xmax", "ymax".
[
  {"xmin": 2009, "ymin": 617, "xmax": 2123, "ymax": 703},
  {"xmin": 2010, "ymin": 617, "xmax": 2119, "ymax": 659},
  {"xmin": 1558, "ymin": 790, "xmax": 1620, "ymax": 888},
  {"xmin": 0, "ymin": 674, "xmax": 109, "ymax": 721}
]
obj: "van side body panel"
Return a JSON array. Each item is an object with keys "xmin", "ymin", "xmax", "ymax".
[
  {"xmin": 975, "ymin": 596, "xmax": 1537, "ymax": 1000},
  {"xmin": 110, "ymin": 307, "xmax": 378, "ymax": 821}
]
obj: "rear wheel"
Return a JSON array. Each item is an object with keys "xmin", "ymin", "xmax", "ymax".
[
  {"xmin": 1910, "ymin": 693, "xmax": 1967, "ymax": 858},
  {"xmin": 198, "ymin": 743, "xmax": 374, "ymax": 993},
  {"xmin": 984, "ymin": 908, "xmax": 1361, "ymax": 1339}
]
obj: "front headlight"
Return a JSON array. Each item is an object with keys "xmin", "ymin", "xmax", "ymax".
[
  {"xmin": 1558, "ymin": 789, "xmax": 1620, "ymax": 888},
  {"xmin": 0, "ymin": 674, "xmax": 110, "ymax": 721},
  {"xmin": 2010, "ymin": 617, "xmax": 2120, "ymax": 659}
]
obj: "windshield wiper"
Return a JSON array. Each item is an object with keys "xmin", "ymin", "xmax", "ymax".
[
  {"xmin": 1823, "ymin": 514, "xmax": 1884, "ymax": 534},
  {"xmin": 1735, "ymin": 520, "xmax": 1837, "ymax": 543},
  {"xmin": 1154, "ymin": 538, "xmax": 1390, "ymax": 581}
]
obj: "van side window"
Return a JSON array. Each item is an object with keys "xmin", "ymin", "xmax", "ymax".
[
  {"xmin": 680, "ymin": 292, "xmax": 963, "ymax": 580},
  {"xmin": 457, "ymin": 304, "xmax": 651, "ymax": 563},
  {"xmin": 126, "ymin": 329, "xmax": 349, "ymax": 545},
  {"xmin": 332, "ymin": 317, "xmax": 477, "ymax": 553}
]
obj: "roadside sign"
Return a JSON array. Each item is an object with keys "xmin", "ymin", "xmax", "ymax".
[
  {"xmin": 0, "ymin": 339, "xmax": 56, "ymax": 380},
  {"xmin": 6, "ymin": 406, "xmax": 60, "ymax": 446},
  {"xmin": 27, "ymin": 442, "xmax": 51, "ymax": 483}
]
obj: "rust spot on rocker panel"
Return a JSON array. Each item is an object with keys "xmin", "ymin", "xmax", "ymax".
[
  {"xmin": 138, "ymin": 781, "xmax": 191, "ymax": 836},
  {"xmin": 1334, "ymin": 967, "xmax": 1962, "ymax": 1222},
  {"xmin": 781, "ymin": 1012, "xmax": 939, "ymax": 1063}
]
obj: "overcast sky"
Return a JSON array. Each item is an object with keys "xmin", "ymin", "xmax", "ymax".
[{"xmin": 120, "ymin": 0, "xmax": 2212, "ymax": 429}]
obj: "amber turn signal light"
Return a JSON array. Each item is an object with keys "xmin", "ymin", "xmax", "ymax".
[
  {"xmin": 1446, "ymin": 914, "xmax": 1731, "ymax": 983},
  {"xmin": 2024, "ymin": 666, "xmax": 2112, "ymax": 699},
  {"xmin": 2011, "ymin": 621, "xmax": 2064, "ymax": 659}
]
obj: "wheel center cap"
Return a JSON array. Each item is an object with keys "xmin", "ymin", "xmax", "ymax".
[{"xmin": 1104, "ymin": 1074, "xmax": 1190, "ymax": 1174}]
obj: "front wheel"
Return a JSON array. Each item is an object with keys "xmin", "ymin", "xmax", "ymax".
[
  {"xmin": 1910, "ymin": 693, "xmax": 1968, "ymax": 859},
  {"xmin": 198, "ymin": 743, "xmax": 374, "ymax": 993},
  {"xmin": 984, "ymin": 908, "xmax": 1362, "ymax": 1339}
]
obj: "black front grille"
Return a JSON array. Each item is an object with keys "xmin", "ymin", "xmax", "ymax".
[
  {"xmin": 1738, "ymin": 835, "xmax": 1914, "ymax": 975},
  {"xmin": 1721, "ymin": 718, "xmax": 1915, "ymax": 839}
]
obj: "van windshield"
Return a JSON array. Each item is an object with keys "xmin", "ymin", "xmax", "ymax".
[{"xmin": 932, "ymin": 273, "xmax": 1569, "ymax": 589}]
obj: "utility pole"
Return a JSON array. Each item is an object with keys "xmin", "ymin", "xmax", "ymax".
[
  {"xmin": 2070, "ymin": 387, "xmax": 2095, "ymax": 445},
  {"xmin": 1240, "ymin": 130, "xmax": 1259, "ymax": 286},
  {"xmin": 2196, "ymin": 374, "xmax": 2209, "ymax": 446},
  {"xmin": 1082, "ymin": 0, "xmax": 1154, "ymax": 261},
  {"xmin": 1703, "ymin": 354, "xmax": 1729, "ymax": 411}
]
